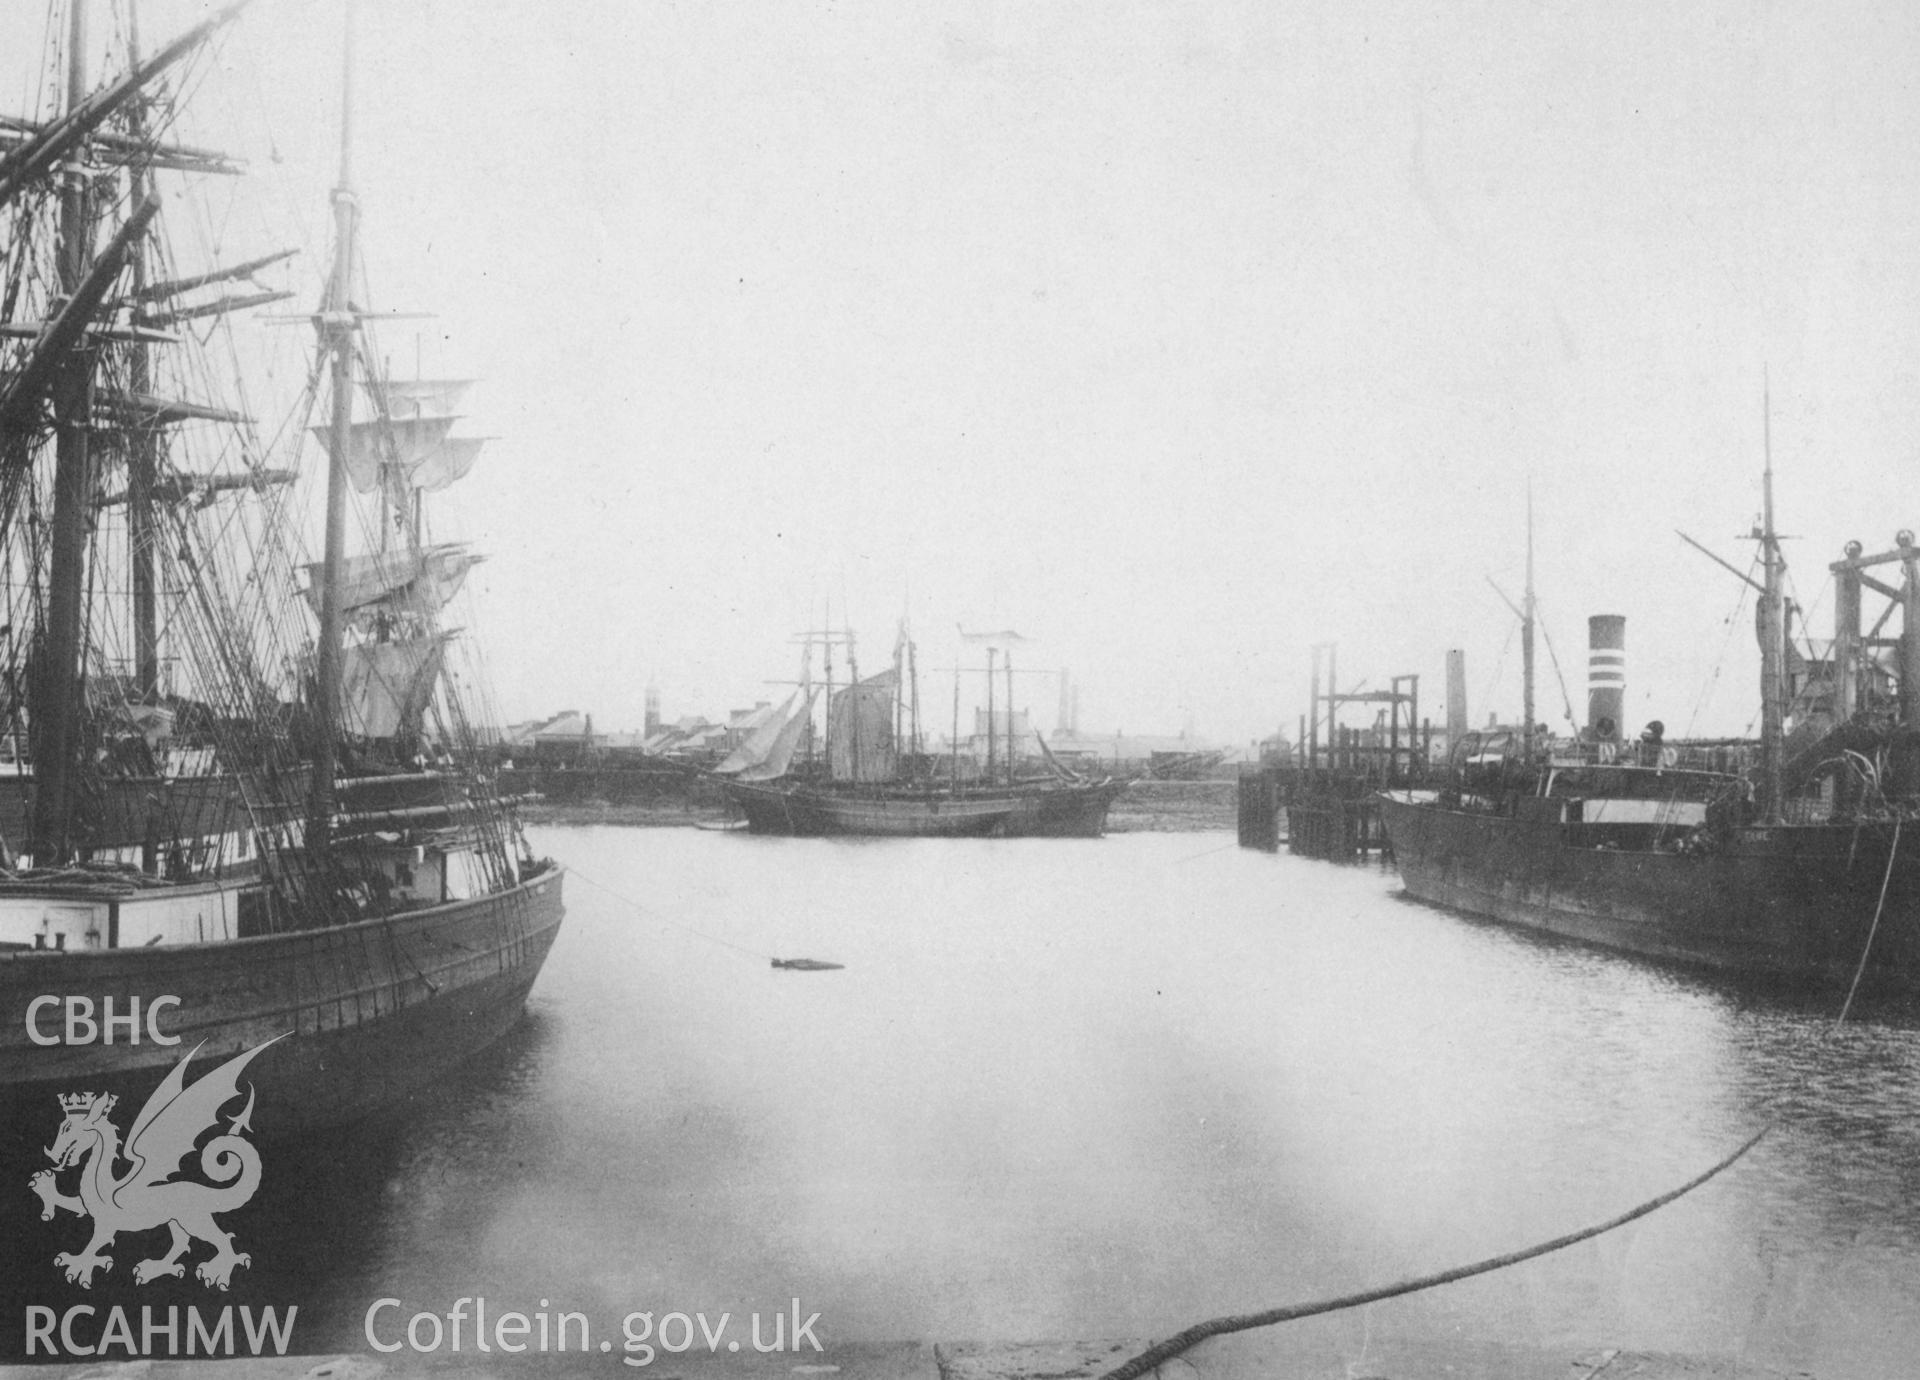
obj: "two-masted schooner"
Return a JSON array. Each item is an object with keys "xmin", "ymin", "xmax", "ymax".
[
  {"xmin": 715, "ymin": 626, "xmax": 1125, "ymax": 836},
  {"xmin": 0, "ymin": 3, "xmax": 564, "ymax": 1148}
]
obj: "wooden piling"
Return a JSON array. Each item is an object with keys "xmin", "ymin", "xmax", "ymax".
[{"xmin": 1238, "ymin": 655, "xmax": 1428, "ymax": 863}]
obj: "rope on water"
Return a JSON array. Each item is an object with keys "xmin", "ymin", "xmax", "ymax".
[
  {"xmin": 1095, "ymin": 1126, "xmax": 1770, "ymax": 1380},
  {"xmin": 1174, "ymin": 841, "xmax": 1243, "ymax": 865},
  {"xmin": 566, "ymin": 864, "xmax": 773, "ymax": 963},
  {"xmin": 567, "ymin": 865, "xmax": 844, "ymax": 972},
  {"xmin": 1836, "ymin": 817, "xmax": 1902, "ymax": 1029}
]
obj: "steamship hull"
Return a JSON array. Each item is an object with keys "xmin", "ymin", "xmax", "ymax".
[
  {"xmin": 1377, "ymin": 790, "xmax": 1920, "ymax": 989},
  {"xmin": 0, "ymin": 865, "xmax": 564, "ymax": 1147},
  {"xmin": 720, "ymin": 778, "xmax": 1124, "ymax": 838}
]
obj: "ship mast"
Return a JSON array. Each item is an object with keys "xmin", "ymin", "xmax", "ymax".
[
  {"xmin": 908, "ymin": 636, "xmax": 922, "ymax": 765},
  {"xmin": 1005, "ymin": 647, "xmax": 1016, "ymax": 784},
  {"xmin": 846, "ymin": 633, "xmax": 862, "ymax": 781},
  {"xmin": 307, "ymin": 1, "xmax": 359, "ymax": 852},
  {"xmin": 1522, "ymin": 483, "xmax": 1536, "ymax": 763},
  {"xmin": 822, "ymin": 618, "xmax": 835, "ymax": 769},
  {"xmin": 14, "ymin": 1, "xmax": 250, "ymax": 864},
  {"xmin": 1757, "ymin": 383, "xmax": 1785, "ymax": 823},
  {"xmin": 985, "ymin": 646, "xmax": 997, "ymax": 782},
  {"xmin": 126, "ymin": 2, "xmax": 160, "ymax": 705},
  {"xmin": 32, "ymin": 0, "xmax": 98, "ymax": 865}
]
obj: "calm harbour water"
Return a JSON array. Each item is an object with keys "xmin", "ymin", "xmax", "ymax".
[{"xmin": 183, "ymin": 826, "xmax": 1920, "ymax": 1373}]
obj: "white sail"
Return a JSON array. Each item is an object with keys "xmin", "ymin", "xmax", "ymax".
[
  {"xmin": 340, "ymin": 634, "xmax": 450, "ymax": 739},
  {"xmin": 715, "ymin": 691, "xmax": 811, "ymax": 777},
  {"xmin": 408, "ymin": 434, "xmax": 486, "ymax": 492},
  {"xmin": 312, "ymin": 415, "xmax": 459, "ymax": 493},
  {"xmin": 303, "ymin": 543, "xmax": 483, "ymax": 623},
  {"xmin": 382, "ymin": 378, "xmax": 474, "ymax": 417},
  {"xmin": 829, "ymin": 669, "xmax": 899, "ymax": 782},
  {"xmin": 741, "ymin": 693, "xmax": 814, "ymax": 781}
]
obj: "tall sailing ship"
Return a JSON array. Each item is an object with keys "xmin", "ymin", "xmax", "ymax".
[
  {"xmin": 716, "ymin": 627, "xmax": 1124, "ymax": 837},
  {"xmin": 0, "ymin": 4, "xmax": 564, "ymax": 1143},
  {"xmin": 1378, "ymin": 451, "xmax": 1920, "ymax": 991}
]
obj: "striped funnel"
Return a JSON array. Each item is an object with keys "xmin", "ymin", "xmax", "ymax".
[{"xmin": 1588, "ymin": 614, "xmax": 1625, "ymax": 741}]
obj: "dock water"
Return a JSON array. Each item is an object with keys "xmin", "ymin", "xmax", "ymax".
[{"xmin": 80, "ymin": 825, "xmax": 1906, "ymax": 1378}]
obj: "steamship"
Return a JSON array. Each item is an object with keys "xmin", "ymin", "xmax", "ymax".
[{"xmin": 1378, "ymin": 474, "xmax": 1920, "ymax": 992}]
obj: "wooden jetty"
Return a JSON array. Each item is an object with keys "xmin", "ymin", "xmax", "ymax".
[{"xmin": 1238, "ymin": 645, "xmax": 1431, "ymax": 862}]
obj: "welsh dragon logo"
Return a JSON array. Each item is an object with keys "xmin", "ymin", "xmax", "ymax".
[{"xmin": 28, "ymin": 1036, "xmax": 284, "ymax": 1291}]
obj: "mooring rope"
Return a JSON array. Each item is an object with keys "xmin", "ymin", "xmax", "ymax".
[
  {"xmin": 1104, "ymin": 793, "xmax": 1908, "ymax": 1379},
  {"xmin": 566, "ymin": 863, "xmax": 842, "ymax": 972},
  {"xmin": 1174, "ymin": 841, "xmax": 1243, "ymax": 865},
  {"xmin": 1095, "ymin": 1125, "xmax": 1770, "ymax": 1380},
  {"xmin": 1835, "ymin": 816, "xmax": 1902, "ymax": 1029},
  {"xmin": 567, "ymin": 864, "xmax": 772, "ymax": 963}
]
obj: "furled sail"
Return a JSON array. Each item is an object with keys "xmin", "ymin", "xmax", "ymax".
[
  {"xmin": 828, "ymin": 669, "xmax": 899, "ymax": 783},
  {"xmin": 302, "ymin": 543, "xmax": 483, "ymax": 626},
  {"xmin": 340, "ymin": 634, "xmax": 450, "ymax": 739},
  {"xmin": 715, "ymin": 690, "xmax": 814, "ymax": 780}
]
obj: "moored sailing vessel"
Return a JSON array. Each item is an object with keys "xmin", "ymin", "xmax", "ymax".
[
  {"xmin": 715, "ymin": 627, "xmax": 1124, "ymax": 837},
  {"xmin": 0, "ymin": 3, "xmax": 563, "ymax": 1144},
  {"xmin": 720, "ymin": 773, "xmax": 1127, "ymax": 838},
  {"xmin": 1379, "ymin": 450, "xmax": 1920, "ymax": 991}
]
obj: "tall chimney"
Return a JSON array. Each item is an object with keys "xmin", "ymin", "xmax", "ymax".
[
  {"xmin": 644, "ymin": 681, "xmax": 662, "ymax": 738},
  {"xmin": 1587, "ymin": 615, "xmax": 1625, "ymax": 741},
  {"xmin": 1445, "ymin": 648, "xmax": 1467, "ymax": 746}
]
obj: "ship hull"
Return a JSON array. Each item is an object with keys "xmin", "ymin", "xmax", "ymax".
[
  {"xmin": 0, "ymin": 866, "xmax": 564, "ymax": 1146},
  {"xmin": 1003, "ymin": 780, "xmax": 1128, "ymax": 837},
  {"xmin": 720, "ymin": 780, "xmax": 1124, "ymax": 838},
  {"xmin": 1377, "ymin": 791, "xmax": 1920, "ymax": 988}
]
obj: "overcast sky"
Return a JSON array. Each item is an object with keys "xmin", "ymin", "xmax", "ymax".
[{"xmin": 8, "ymin": 1, "xmax": 1920, "ymax": 746}]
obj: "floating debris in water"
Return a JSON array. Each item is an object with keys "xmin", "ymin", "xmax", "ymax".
[{"xmin": 772, "ymin": 958, "xmax": 844, "ymax": 971}]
